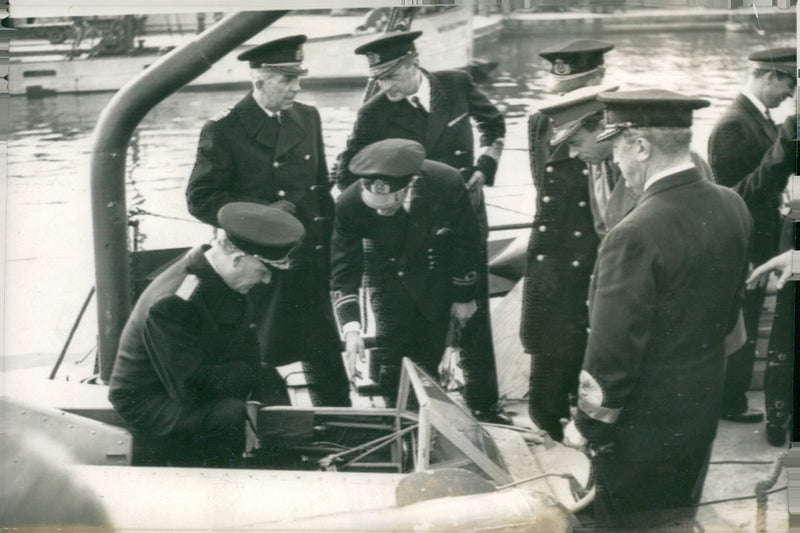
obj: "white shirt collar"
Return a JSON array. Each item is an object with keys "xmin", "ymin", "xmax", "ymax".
[
  {"xmin": 644, "ymin": 162, "xmax": 695, "ymax": 191},
  {"xmin": 741, "ymin": 88, "xmax": 769, "ymax": 120},
  {"xmin": 254, "ymin": 96, "xmax": 281, "ymax": 118},
  {"xmin": 407, "ymin": 72, "xmax": 431, "ymax": 111},
  {"xmin": 204, "ymin": 248, "xmax": 223, "ymax": 277}
]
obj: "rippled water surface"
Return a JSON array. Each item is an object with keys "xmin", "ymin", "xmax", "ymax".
[{"xmin": 4, "ymin": 21, "xmax": 795, "ymax": 360}]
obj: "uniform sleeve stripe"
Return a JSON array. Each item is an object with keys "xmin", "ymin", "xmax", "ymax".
[
  {"xmin": 452, "ymin": 272, "xmax": 477, "ymax": 286},
  {"xmin": 333, "ymin": 294, "xmax": 358, "ymax": 309},
  {"xmin": 578, "ymin": 399, "xmax": 622, "ymax": 424}
]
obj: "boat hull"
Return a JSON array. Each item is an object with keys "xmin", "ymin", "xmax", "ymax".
[{"xmin": 9, "ymin": 9, "xmax": 473, "ymax": 96}]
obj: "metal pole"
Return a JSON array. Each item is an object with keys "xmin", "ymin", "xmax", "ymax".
[
  {"xmin": 91, "ymin": 11, "xmax": 288, "ymax": 382},
  {"xmin": 49, "ymin": 286, "xmax": 95, "ymax": 380}
]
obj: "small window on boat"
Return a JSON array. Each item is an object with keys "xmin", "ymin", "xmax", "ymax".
[{"xmin": 23, "ymin": 70, "xmax": 57, "ymax": 78}]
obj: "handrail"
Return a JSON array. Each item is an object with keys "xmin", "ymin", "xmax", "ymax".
[{"xmin": 91, "ymin": 11, "xmax": 288, "ymax": 382}]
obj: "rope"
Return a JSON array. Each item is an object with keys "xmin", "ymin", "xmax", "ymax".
[
  {"xmin": 755, "ymin": 453, "xmax": 787, "ymax": 532},
  {"xmin": 128, "ymin": 206, "xmax": 200, "ymax": 224}
]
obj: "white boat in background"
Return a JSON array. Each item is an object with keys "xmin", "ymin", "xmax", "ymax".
[{"xmin": 9, "ymin": 7, "xmax": 473, "ymax": 97}]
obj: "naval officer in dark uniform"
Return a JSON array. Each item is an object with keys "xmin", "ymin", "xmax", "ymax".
[
  {"xmin": 333, "ymin": 31, "xmax": 507, "ymax": 423},
  {"xmin": 563, "ymin": 91, "xmax": 752, "ymax": 529},
  {"xmin": 708, "ymin": 48, "xmax": 797, "ymax": 426},
  {"xmin": 185, "ymin": 35, "xmax": 350, "ymax": 407},
  {"xmin": 109, "ymin": 203, "xmax": 306, "ymax": 467},
  {"xmin": 521, "ymin": 40, "xmax": 614, "ymax": 442},
  {"xmin": 331, "ymin": 139, "xmax": 482, "ymax": 404}
]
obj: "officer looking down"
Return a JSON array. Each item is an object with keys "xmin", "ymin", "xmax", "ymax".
[
  {"xmin": 330, "ymin": 139, "xmax": 482, "ymax": 405},
  {"xmin": 109, "ymin": 203, "xmax": 306, "ymax": 468}
]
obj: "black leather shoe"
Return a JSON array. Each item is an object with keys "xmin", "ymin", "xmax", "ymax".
[
  {"xmin": 472, "ymin": 405, "xmax": 514, "ymax": 426},
  {"xmin": 721, "ymin": 408, "xmax": 764, "ymax": 424},
  {"xmin": 766, "ymin": 424, "xmax": 787, "ymax": 447}
]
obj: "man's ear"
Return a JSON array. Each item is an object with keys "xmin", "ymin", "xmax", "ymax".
[
  {"xmin": 232, "ymin": 252, "xmax": 246, "ymax": 267},
  {"xmin": 635, "ymin": 137, "xmax": 651, "ymax": 161}
]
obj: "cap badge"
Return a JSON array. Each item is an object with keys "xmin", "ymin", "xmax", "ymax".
[
  {"xmin": 366, "ymin": 51, "xmax": 381, "ymax": 66},
  {"xmin": 553, "ymin": 59, "xmax": 572, "ymax": 76},
  {"xmin": 295, "ymin": 48, "xmax": 304, "ymax": 62},
  {"xmin": 370, "ymin": 180, "xmax": 390, "ymax": 194}
]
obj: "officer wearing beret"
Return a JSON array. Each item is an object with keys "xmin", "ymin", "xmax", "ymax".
[
  {"xmin": 331, "ymin": 139, "xmax": 482, "ymax": 405},
  {"xmin": 562, "ymin": 91, "xmax": 752, "ymax": 528},
  {"xmin": 109, "ymin": 203, "xmax": 307, "ymax": 467},
  {"xmin": 521, "ymin": 39, "xmax": 614, "ymax": 441},
  {"xmin": 333, "ymin": 31, "xmax": 507, "ymax": 422},
  {"xmin": 708, "ymin": 47, "xmax": 797, "ymax": 428},
  {"xmin": 185, "ymin": 35, "xmax": 350, "ymax": 407}
]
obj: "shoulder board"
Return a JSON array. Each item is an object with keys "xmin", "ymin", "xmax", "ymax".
[
  {"xmin": 175, "ymin": 274, "xmax": 200, "ymax": 301},
  {"xmin": 209, "ymin": 106, "xmax": 233, "ymax": 122}
]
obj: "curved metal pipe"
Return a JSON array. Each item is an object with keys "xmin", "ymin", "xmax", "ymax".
[{"xmin": 91, "ymin": 11, "xmax": 288, "ymax": 382}]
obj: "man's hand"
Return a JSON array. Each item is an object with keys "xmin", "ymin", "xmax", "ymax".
[
  {"xmin": 561, "ymin": 419, "xmax": 588, "ymax": 451},
  {"xmin": 344, "ymin": 330, "xmax": 365, "ymax": 382},
  {"xmin": 467, "ymin": 170, "xmax": 486, "ymax": 209},
  {"xmin": 746, "ymin": 250, "xmax": 795, "ymax": 290},
  {"xmin": 450, "ymin": 300, "xmax": 477, "ymax": 328}
]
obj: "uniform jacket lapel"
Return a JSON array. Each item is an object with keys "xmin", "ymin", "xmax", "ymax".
[
  {"xmin": 236, "ymin": 93, "xmax": 279, "ymax": 149},
  {"xmin": 424, "ymin": 71, "xmax": 453, "ymax": 152},
  {"xmin": 385, "ymin": 97, "xmax": 426, "ymax": 137},
  {"xmin": 274, "ymin": 105, "xmax": 306, "ymax": 159},
  {"xmin": 735, "ymin": 94, "xmax": 777, "ymax": 144}
]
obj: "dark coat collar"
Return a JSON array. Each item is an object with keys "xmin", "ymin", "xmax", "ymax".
[
  {"xmin": 185, "ymin": 245, "xmax": 248, "ymax": 324},
  {"xmin": 733, "ymin": 93, "xmax": 777, "ymax": 144},
  {"xmin": 639, "ymin": 166, "xmax": 702, "ymax": 205},
  {"xmin": 234, "ymin": 92, "xmax": 306, "ymax": 158}
]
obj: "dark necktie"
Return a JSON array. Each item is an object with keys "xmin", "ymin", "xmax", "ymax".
[
  {"xmin": 411, "ymin": 96, "xmax": 428, "ymax": 118},
  {"xmin": 764, "ymin": 109, "xmax": 777, "ymax": 139}
]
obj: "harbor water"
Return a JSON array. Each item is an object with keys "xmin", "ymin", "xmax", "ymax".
[{"xmin": 3, "ymin": 23, "xmax": 796, "ymax": 369}]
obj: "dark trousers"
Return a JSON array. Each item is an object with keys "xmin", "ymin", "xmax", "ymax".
[
  {"xmin": 460, "ymin": 242, "xmax": 500, "ymax": 412},
  {"xmin": 722, "ymin": 284, "xmax": 765, "ymax": 415},
  {"xmin": 528, "ymin": 328, "xmax": 587, "ymax": 441},
  {"xmin": 529, "ymin": 351, "xmax": 584, "ymax": 442},
  {"xmin": 371, "ymin": 288, "xmax": 450, "ymax": 406},
  {"xmin": 164, "ymin": 397, "xmax": 248, "ymax": 468},
  {"xmin": 765, "ymin": 282, "xmax": 795, "ymax": 428},
  {"xmin": 252, "ymin": 268, "xmax": 351, "ymax": 407},
  {"xmin": 592, "ymin": 445, "xmax": 711, "ymax": 530},
  {"xmin": 460, "ymin": 200, "xmax": 500, "ymax": 412}
]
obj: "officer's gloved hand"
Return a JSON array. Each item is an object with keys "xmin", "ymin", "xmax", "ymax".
[
  {"xmin": 474, "ymin": 154, "xmax": 498, "ymax": 186},
  {"xmin": 450, "ymin": 300, "xmax": 477, "ymax": 328},
  {"xmin": 344, "ymin": 330, "xmax": 365, "ymax": 383},
  {"xmin": 562, "ymin": 419, "xmax": 588, "ymax": 451},
  {"xmin": 466, "ymin": 170, "xmax": 486, "ymax": 209}
]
